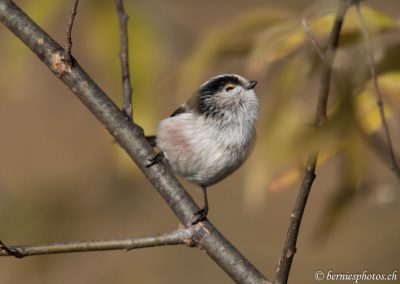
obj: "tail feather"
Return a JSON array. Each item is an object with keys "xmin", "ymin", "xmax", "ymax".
[{"xmin": 145, "ymin": 135, "xmax": 157, "ymax": 147}]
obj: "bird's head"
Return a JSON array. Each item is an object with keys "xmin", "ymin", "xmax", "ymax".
[{"xmin": 197, "ymin": 74, "xmax": 258, "ymax": 119}]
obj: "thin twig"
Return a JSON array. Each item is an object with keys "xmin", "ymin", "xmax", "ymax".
[
  {"xmin": 356, "ymin": 124, "xmax": 400, "ymax": 170},
  {"xmin": 355, "ymin": 2, "xmax": 400, "ymax": 182},
  {"xmin": 0, "ymin": 1, "xmax": 268, "ymax": 282},
  {"xmin": 115, "ymin": 0, "xmax": 133, "ymax": 120},
  {"xmin": 302, "ymin": 18, "xmax": 325, "ymax": 61},
  {"xmin": 65, "ymin": 0, "xmax": 79, "ymax": 63},
  {"xmin": 274, "ymin": 1, "xmax": 353, "ymax": 283},
  {"xmin": 0, "ymin": 230, "xmax": 192, "ymax": 258}
]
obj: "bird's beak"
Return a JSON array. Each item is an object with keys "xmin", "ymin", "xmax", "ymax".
[{"xmin": 247, "ymin": 80, "xmax": 257, "ymax": 90}]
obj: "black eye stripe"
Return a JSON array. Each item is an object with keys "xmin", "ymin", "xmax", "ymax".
[
  {"xmin": 199, "ymin": 75, "xmax": 241, "ymax": 96},
  {"xmin": 197, "ymin": 75, "xmax": 243, "ymax": 116}
]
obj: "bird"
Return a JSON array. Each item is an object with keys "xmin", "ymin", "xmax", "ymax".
[{"xmin": 146, "ymin": 74, "xmax": 259, "ymax": 224}]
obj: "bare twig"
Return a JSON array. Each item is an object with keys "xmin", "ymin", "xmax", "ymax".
[
  {"xmin": 0, "ymin": 1, "xmax": 268, "ymax": 282},
  {"xmin": 274, "ymin": 2, "xmax": 353, "ymax": 283},
  {"xmin": 355, "ymin": 2, "xmax": 400, "ymax": 182},
  {"xmin": 356, "ymin": 124, "xmax": 400, "ymax": 173},
  {"xmin": 0, "ymin": 230, "xmax": 192, "ymax": 258},
  {"xmin": 302, "ymin": 18, "xmax": 325, "ymax": 60},
  {"xmin": 115, "ymin": 0, "xmax": 133, "ymax": 120},
  {"xmin": 65, "ymin": 0, "xmax": 79, "ymax": 62}
]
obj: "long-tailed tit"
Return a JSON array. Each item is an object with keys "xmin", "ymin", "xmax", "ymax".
[{"xmin": 146, "ymin": 74, "xmax": 258, "ymax": 224}]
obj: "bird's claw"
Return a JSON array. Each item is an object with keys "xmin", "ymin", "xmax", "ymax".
[
  {"xmin": 146, "ymin": 152, "xmax": 165, "ymax": 167},
  {"xmin": 191, "ymin": 207, "xmax": 208, "ymax": 225}
]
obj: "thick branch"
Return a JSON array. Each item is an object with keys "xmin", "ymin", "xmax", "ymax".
[
  {"xmin": 0, "ymin": 1, "xmax": 268, "ymax": 282},
  {"xmin": 115, "ymin": 0, "xmax": 133, "ymax": 119},
  {"xmin": 274, "ymin": 1, "xmax": 352, "ymax": 283},
  {"xmin": 355, "ymin": 2, "xmax": 400, "ymax": 182},
  {"xmin": 0, "ymin": 230, "xmax": 191, "ymax": 258}
]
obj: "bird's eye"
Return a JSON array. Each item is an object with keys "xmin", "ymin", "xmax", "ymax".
[{"xmin": 225, "ymin": 84, "xmax": 236, "ymax": 92}]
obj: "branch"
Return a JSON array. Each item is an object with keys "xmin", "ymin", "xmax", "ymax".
[
  {"xmin": 274, "ymin": 1, "xmax": 353, "ymax": 283},
  {"xmin": 355, "ymin": 2, "xmax": 400, "ymax": 182},
  {"xmin": 0, "ymin": 1, "xmax": 268, "ymax": 283},
  {"xmin": 357, "ymin": 125, "xmax": 400, "ymax": 172},
  {"xmin": 301, "ymin": 18, "xmax": 325, "ymax": 61},
  {"xmin": 65, "ymin": 0, "xmax": 79, "ymax": 62},
  {"xmin": 0, "ymin": 230, "xmax": 192, "ymax": 258},
  {"xmin": 115, "ymin": 0, "xmax": 133, "ymax": 120}
]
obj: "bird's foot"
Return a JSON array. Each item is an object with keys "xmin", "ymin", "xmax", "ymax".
[
  {"xmin": 191, "ymin": 207, "xmax": 208, "ymax": 225},
  {"xmin": 146, "ymin": 152, "xmax": 164, "ymax": 167}
]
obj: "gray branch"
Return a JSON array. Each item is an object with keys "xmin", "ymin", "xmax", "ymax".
[
  {"xmin": 115, "ymin": 0, "xmax": 133, "ymax": 120},
  {"xmin": 0, "ymin": 230, "xmax": 192, "ymax": 257},
  {"xmin": 355, "ymin": 2, "xmax": 400, "ymax": 182},
  {"xmin": 273, "ymin": 1, "xmax": 353, "ymax": 283},
  {"xmin": 65, "ymin": 0, "xmax": 79, "ymax": 62},
  {"xmin": 0, "ymin": 0, "xmax": 268, "ymax": 283}
]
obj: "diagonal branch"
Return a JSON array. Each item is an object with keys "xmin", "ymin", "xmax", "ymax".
[
  {"xmin": 357, "ymin": 124, "xmax": 400, "ymax": 170},
  {"xmin": 0, "ymin": 230, "xmax": 192, "ymax": 258},
  {"xmin": 115, "ymin": 0, "xmax": 133, "ymax": 120},
  {"xmin": 0, "ymin": 1, "xmax": 268, "ymax": 283},
  {"xmin": 274, "ymin": 1, "xmax": 353, "ymax": 283},
  {"xmin": 355, "ymin": 2, "xmax": 400, "ymax": 182}
]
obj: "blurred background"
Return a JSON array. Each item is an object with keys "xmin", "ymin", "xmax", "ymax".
[{"xmin": 0, "ymin": 0, "xmax": 399, "ymax": 283}]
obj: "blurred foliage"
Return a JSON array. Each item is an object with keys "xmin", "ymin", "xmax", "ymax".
[
  {"xmin": 1, "ymin": 0, "xmax": 398, "ymax": 241},
  {"xmin": 356, "ymin": 73, "xmax": 396, "ymax": 133},
  {"xmin": 177, "ymin": 6, "xmax": 294, "ymax": 98},
  {"xmin": 1, "ymin": 2, "xmax": 400, "ymax": 282},
  {"xmin": 1, "ymin": 1, "xmax": 165, "ymax": 176},
  {"xmin": 178, "ymin": 5, "xmax": 397, "ymax": 96},
  {"xmin": 0, "ymin": 0, "xmax": 63, "ymax": 98},
  {"xmin": 314, "ymin": 132, "xmax": 366, "ymax": 243},
  {"xmin": 180, "ymin": 2, "xmax": 400, "ymax": 234},
  {"xmin": 247, "ymin": 5, "xmax": 396, "ymax": 75},
  {"xmin": 77, "ymin": 0, "xmax": 166, "ymax": 175}
]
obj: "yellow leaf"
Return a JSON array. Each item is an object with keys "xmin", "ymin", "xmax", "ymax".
[
  {"xmin": 355, "ymin": 72, "xmax": 396, "ymax": 133},
  {"xmin": 248, "ymin": 5, "xmax": 397, "ymax": 75},
  {"xmin": 269, "ymin": 167, "xmax": 301, "ymax": 192}
]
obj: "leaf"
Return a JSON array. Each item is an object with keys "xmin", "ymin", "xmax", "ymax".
[
  {"xmin": 248, "ymin": 5, "xmax": 398, "ymax": 75},
  {"xmin": 177, "ymin": 7, "xmax": 293, "ymax": 98},
  {"xmin": 269, "ymin": 167, "xmax": 301, "ymax": 192},
  {"xmin": 355, "ymin": 72, "xmax": 397, "ymax": 133},
  {"xmin": 178, "ymin": 4, "xmax": 397, "ymax": 100},
  {"xmin": 375, "ymin": 71, "xmax": 400, "ymax": 102}
]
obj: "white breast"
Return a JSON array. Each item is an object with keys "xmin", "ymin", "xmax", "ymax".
[{"xmin": 157, "ymin": 106, "xmax": 257, "ymax": 187}]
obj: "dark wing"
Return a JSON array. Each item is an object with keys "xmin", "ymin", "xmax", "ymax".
[
  {"xmin": 146, "ymin": 93, "xmax": 199, "ymax": 148},
  {"xmin": 170, "ymin": 93, "xmax": 199, "ymax": 117}
]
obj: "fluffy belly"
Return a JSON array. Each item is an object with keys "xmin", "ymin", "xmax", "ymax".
[
  {"xmin": 156, "ymin": 114, "xmax": 254, "ymax": 186},
  {"xmin": 180, "ymin": 147, "xmax": 241, "ymax": 186},
  {"xmin": 166, "ymin": 142, "xmax": 249, "ymax": 186}
]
